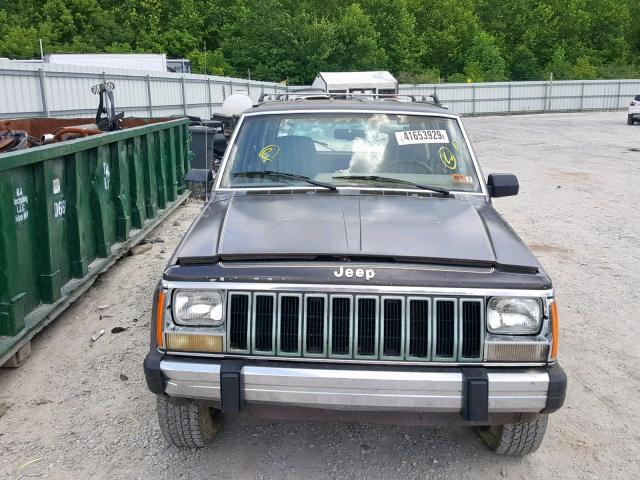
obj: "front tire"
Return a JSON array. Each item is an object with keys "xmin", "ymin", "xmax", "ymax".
[
  {"xmin": 476, "ymin": 414, "xmax": 548, "ymax": 455},
  {"xmin": 156, "ymin": 395, "xmax": 221, "ymax": 448},
  {"xmin": 628, "ymin": 115, "xmax": 635, "ymax": 125}
]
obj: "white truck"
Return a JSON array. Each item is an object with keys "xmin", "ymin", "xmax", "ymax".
[
  {"xmin": 44, "ymin": 53, "xmax": 168, "ymax": 72},
  {"xmin": 311, "ymin": 71, "xmax": 398, "ymax": 96}
]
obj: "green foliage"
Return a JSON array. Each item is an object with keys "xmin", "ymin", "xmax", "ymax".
[
  {"xmin": 509, "ymin": 46, "xmax": 540, "ymax": 81},
  {"xmin": 187, "ymin": 48, "xmax": 234, "ymax": 76},
  {"xmin": 0, "ymin": 0, "xmax": 638, "ymax": 83},
  {"xmin": 397, "ymin": 68, "xmax": 442, "ymax": 84},
  {"xmin": 446, "ymin": 73, "xmax": 469, "ymax": 84},
  {"xmin": 568, "ymin": 56, "xmax": 599, "ymax": 80},
  {"xmin": 412, "ymin": 0, "xmax": 481, "ymax": 77},
  {"xmin": 360, "ymin": 0, "xmax": 420, "ymax": 73},
  {"xmin": 463, "ymin": 32, "xmax": 507, "ymax": 82},
  {"xmin": 327, "ymin": 3, "xmax": 387, "ymax": 71},
  {"xmin": 544, "ymin": 47, "xmax": 572, "ymax": 80},
  {"xmin": 597, "ymin": 61, "xmax": 640, "ymax": 80}
]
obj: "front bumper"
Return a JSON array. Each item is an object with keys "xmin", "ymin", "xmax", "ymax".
[{"xmin": 145, "ymin": 352, "xmax": 566, "ymax": 420}]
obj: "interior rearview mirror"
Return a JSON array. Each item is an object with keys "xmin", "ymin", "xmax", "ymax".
[
  {"xmin": 334, "ymin": 129, "xmax": 365, "ymax": 141},
  {"xmin": 487, "ymin": 173, "xmax": 519, "ymax": 198}
]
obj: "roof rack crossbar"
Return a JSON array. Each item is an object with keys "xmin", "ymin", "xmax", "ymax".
[{"xmin": 255, "ymin": 92, "xmax": 446, "ymax": 108}]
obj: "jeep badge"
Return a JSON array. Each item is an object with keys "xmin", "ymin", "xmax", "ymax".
[{"xmin": 333, "ymin": 266, "xmax": 375, "ymax": 280}]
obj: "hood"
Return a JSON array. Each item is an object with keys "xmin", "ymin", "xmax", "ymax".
[{"xmin": 172, "ymin": 192, "xmax": 541, "ymax": 272}]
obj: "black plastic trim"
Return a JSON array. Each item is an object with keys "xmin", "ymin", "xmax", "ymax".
[
  {"xmin": 461, "ymin": 368, "xmax": 489, "ymax": 421},
  {"xmin": 163, "ymin": 264, "xmax": 551, "ymax": 289},
  {"xmin": 144, "ymin": 349, "xmax": 165, "ymax": 395},
  {"xmin": 220, "ymin": 359, "xmax": 245, "ymax": 413},
  {"xmin": 543, "ymin": 363, "xmax": 567, "ymax": 413}
]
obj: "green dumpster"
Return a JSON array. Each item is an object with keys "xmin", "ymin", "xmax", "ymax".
[{"xmin": 0, "ymin": 117, "xmax": 191, "ymax": 366}]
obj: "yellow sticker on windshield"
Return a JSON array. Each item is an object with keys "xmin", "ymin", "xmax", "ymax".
[
  {"xmin": 258, "ymin": 144, "xmax": 280, "ymax": 163},
  {"xmin": 452, "ymin": 139, "xmax": 459, "ymax": 150},
  {"xmin": 439, "ymin": 146, "xmax": 457, "ymax": 170}
]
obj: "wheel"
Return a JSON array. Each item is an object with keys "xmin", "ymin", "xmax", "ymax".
[
  {"xmin": 156, "ymin": 395, "xmax": 221, "ymax": 448},
  {"xmin": 476, "ymin": 414, "xmax": 548, "ymax": 455},
  {"xmin": 628, "ymin": 115, "xmax": 634, "ymax": 125}
]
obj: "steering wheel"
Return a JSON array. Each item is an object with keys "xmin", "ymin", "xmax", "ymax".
[{"xmin": 378, "ymin": 159, "xmax": 435, "ymax": 174}]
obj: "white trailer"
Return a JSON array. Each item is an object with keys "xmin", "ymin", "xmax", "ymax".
[
  {"xmin": 44, "ymin": 53, "xmax": 168, "ymax": 72},
  {"xmin": 311, "ymin": 71, "xmax": 398, "ymax": 95}
]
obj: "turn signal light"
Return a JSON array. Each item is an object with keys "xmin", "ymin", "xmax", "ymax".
[
  {"xmin": 550, "ymin": 301, "xmax": 559, "ymax": 360},
  {"xmin": 166, "ymin": 333, "xmax": 223, "ymax": 353},
  {"xmin": 156, "ymin": 290, "xmax": 166, "ymax": 348}
]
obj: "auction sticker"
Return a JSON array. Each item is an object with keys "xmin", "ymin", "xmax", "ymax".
[
  {"xmin": 396, "ymin": 129, "xmax": 449, "ymax": 145},
  {"xmin": 452, "ymin": 173, "xmax": 473, "ymax": 184}
]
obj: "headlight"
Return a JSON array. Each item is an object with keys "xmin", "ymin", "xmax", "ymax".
[
  {"xmin": 173, "ymin": 290, "xmax": 224, "ymax": 326},
  {"xmin": 487, "ymin": 297, "xmax": 542, "ymax": 335}
]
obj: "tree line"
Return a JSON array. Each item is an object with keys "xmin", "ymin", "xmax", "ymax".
[{"xmin": 1, "ymin": 0, "xmax": 639, "ymax": 84}]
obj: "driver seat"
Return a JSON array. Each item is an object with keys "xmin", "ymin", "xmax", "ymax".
[
  {"xmin": 377, "ymin": 136, "xmax": 445, "ymax": 174},
  {"xmin": 270, "ymin": 135, "xmax": 319, "ymax": 178}
]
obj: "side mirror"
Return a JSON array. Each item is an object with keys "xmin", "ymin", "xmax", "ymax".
[
  {"xmin": 487, "ymin": 173, "xmax": 519, "ymax": 197},
  {"xmin": 212, "ymin": 133, "xmax": 228, "ymax": 157}
]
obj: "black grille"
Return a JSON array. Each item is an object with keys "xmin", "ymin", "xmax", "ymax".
[
  {"xmin": 228, "ymin": 294, "xmax": 249, "ymax": 350},
  {"xmin": 331, "ymin": 297, "xmax": 351, "ymax": 355},
  {"xmin": 435, "ymin": 300, "xmax": 455, "ymax": 358},
  {"xmin": 225, "ymin": 292, "xmax": 483, "ymax": 362},
  {"xmin": 279, "ymin": 296, "xmax": 300, "ymax": 353},
  {"xmin": 461, "ymin": 301, "xmax": 482, "ymax": 358},
  {"xmin": 356, "ymin": 298, "xmax": 377, "ymax": 356},
  {"xmin": 408, "ymin": 299, "xmax": 430, "ymax": 358},
  {"xmin": 382, "ymin": 299, "xmax": 403, "ymax": 357},
  {"xmin": 305, "ymin": 297, "xmax": 325, "ymax": 354},
  {"xmin": 254, "ymin": 295, "xmax": 274, "ymax": 351}
]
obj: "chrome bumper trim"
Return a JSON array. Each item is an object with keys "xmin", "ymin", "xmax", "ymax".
[
  {"xmin": 243, "ymin": 367, "xmax": 462, "ymax": 411},
  {"xmin": 162, "ymin": 360, "xmax": 221, "ymax": 400},
  {"xmin": 160, "ymin": 359, "xmax": 548, "ymax": 413}
]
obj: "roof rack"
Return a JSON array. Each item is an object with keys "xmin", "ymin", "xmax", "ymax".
[{"xmin": 256, "ymin": 92, "xmax": 446, "ymax": 108}]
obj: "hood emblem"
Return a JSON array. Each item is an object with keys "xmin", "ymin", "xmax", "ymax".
[{"xmin": 333, "ymin": 266, "xmax": 375, "ymax": 280}]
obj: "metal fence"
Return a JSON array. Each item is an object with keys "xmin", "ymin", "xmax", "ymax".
[
  {"xmin": 0, "ymin": 61, "xmax": 288, "ymax": 119},
  {"xmin": 1, "ymin": 61, "xmax": 638, "ymax": 119},
  {"xmin": 399, "ymin": 80, "xmax": 640, "ymax": 115}
]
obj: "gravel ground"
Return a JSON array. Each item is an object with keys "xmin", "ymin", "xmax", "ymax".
[{"xmin": 1, "ymin": 111, "xmax": 639, "ymax": 480}]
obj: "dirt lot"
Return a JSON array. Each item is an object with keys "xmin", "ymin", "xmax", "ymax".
[{"xmin": 1, "ymin": 111, "xmax": 639, "ymax": 479}]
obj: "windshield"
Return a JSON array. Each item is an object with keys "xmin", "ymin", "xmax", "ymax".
[{"xmin": 220, "ymin": 112, "xmax": 481, "ymax": 192}]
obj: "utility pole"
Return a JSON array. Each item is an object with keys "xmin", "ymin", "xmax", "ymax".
[
  {"xmin": 203, "ymin": 41, "xmax": 207, "ymax": 76},
  {"xmin": 38, "ymin": 39, "xmax": 49, "ymax": 117}
]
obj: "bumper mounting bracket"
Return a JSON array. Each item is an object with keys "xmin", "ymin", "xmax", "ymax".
[
  {"xmin": 220, "ymin": 360, "xmax": 244, "ymax": 413},
  {"xmin": 461, "ymin": 368, "xmax": 489, "ymax": 422}
]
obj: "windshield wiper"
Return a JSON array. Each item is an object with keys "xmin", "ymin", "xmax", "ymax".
[
  {"xmin": 332, "ymin": 175, "xmax": 450, "ymax": 195},
  {"xmin": 232, "ymin": 170, "xmax": 337, "ymax": 191}
]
